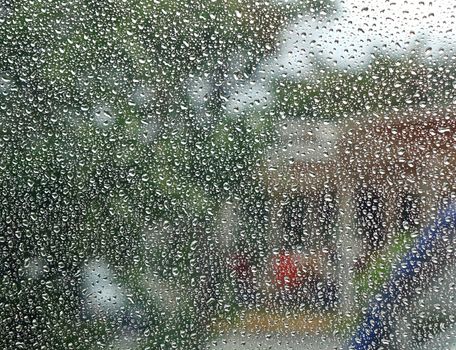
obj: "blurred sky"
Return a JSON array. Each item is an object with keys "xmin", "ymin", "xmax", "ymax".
[
  {"xmin": 225, "ymin": 0, "xmax": 455, "ymax": 113},
  {"xmin": 274, "ymin": 0, "xmax": 455, "ymax": 75}
]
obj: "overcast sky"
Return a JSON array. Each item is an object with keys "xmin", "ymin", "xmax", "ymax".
[{"xmin": 273, "ymin": 0, "xmax": 455, "ymax": 76}]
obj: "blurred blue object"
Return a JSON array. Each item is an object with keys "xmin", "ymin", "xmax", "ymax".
[{"xmin": 349, "ymin": 201, "xmax": 456, "ymax": 349}]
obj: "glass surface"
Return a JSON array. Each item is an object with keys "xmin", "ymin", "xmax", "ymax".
[{"xmin": 1, "ymin": 0, "xmax": 455, "ymax": 349}]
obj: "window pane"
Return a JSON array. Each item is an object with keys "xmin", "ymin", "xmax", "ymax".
[{"xmin": 2, "ymin": 0, "xmax": 455, "ymax": 349}]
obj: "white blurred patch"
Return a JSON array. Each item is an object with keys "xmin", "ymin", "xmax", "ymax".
[
  {"xmin": 272, "ymin": 0, "xmax": 455, "ymax": 76},
  {"xmin": 226, "ymin": 80, "xmax": 272, "ymax": 114},
  {"xmin": 92, "ymin": 104, "xmax": 115, "ymax": 128},
  {"xmin": 83, "ymin": 260, "xmax": 125, "ymax": 316},
  {"xmin": 24, "ymin": 257, "xmax": 44, "ymax": 280},
  {"xmin": 131, "ymin": 85, "xmax": 155, "ymax": 106},
  {"xmin": 277, "ymin": 120, "xmax": 339, "ymax": 162},
  {"xmin": 0, "ymin": 74, "xmax": 12, "ymax": 93},
  {"xmin": 187, "ymin": 73, "xmax": 211, "ymax": 109}
]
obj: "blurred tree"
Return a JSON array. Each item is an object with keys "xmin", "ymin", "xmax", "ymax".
[
  {"xmin": 0, "ymin": 0, "xmax": 336, "ymax": 348},
  {"xmin": 274, "ymin": 55, "xmax": 456, "ymax": 120}
]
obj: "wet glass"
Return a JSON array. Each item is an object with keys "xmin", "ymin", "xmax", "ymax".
[{"xmin": 1, "ymin": 0, "xmax": 455, "ymax": 349}]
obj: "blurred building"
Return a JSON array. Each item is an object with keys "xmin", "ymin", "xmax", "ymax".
[{"xmin": 261, "ymin": 106, "xmax": 456, "ymax": 313}]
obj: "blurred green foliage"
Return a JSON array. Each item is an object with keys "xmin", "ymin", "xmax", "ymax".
[
  {"xmin": 0, "ymin": 0, "xmax": 327, "ymax": 348},
  {"xmin": 275, "ymin": 56, "xmax": 456, "ymax": 120}
]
